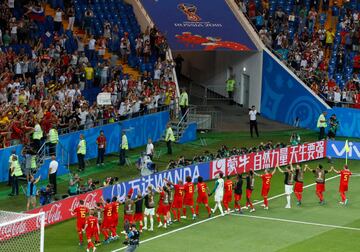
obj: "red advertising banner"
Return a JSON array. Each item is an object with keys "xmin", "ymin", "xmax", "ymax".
[
  {"xmin": 26, "ymin": 189, "xmax": 102, "ymax": 227},
  {"xmin": 210, "ymin": 141, "xmax": 326, "ymax": 179}
]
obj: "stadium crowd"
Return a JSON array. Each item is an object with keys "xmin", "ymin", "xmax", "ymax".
[
  {"xmin": 0, "ymin": 0, "xmax": 178, "ymax": 149},
  {"xmin": 235, "ymin": 0, "xmax": 360, "ymax": 108}
]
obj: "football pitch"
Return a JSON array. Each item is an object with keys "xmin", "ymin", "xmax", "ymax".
[{"xmin": 43, "ymin": 159, "xmax": 360, "ymax": 252}]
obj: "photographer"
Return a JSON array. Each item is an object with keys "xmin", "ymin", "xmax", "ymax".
[
  {"xmin": 124, "ymin": 224, "xmax": 140, "ymax": 252},
  {"xmin": 68, "ymin": 173, "xmax": 81, "ymax": 196}
]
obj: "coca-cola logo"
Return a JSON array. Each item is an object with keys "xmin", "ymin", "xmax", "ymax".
[
  {"xmin": 70, "ymin": 192, "xmax": 99, "ymax": 215},
  {"xmin": 0, "ymin": 221, "xmax": 28, "ymax": 240},
  {"xmin": 35, "ymin": 203, "xmax": 63, "ymax": 227}
]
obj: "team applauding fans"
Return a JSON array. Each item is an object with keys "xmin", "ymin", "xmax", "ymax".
[{"xmin": 72, "ymin": 164, "xmax": 352, "ymax": 251}]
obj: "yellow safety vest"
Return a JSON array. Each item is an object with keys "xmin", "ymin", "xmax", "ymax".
[
  {"xmin": 33, "ymin": 124, "xmax": 43, "ymax": 140},
  {"xmin": 122, "ymin": 135, "xmax": 129, "ymax": 150},
  {"xmin": 165, "ymin": 127, "xmax": 175, "ymax": 142},
  {"xmin": 49, "ymin": 128, "xmax": 59, "ymax": 144},
  {"xmin": 77, "ymin": 139, "xmax": 86, "ymax": 155},
  {"xmin": 31, "ymin": 155, "xmax": 37, "ymax": 169},
  {"xmin": 317, "ymin": 114, "xmax": 327, "ymax": 128},
  {"xmin": 12, "ymin": 160, "xmax": 23, "ymax": 176},
  {"xmin": 226, "ymin": 79, "xmax": 235, "ymax": 92},
  {"xmin": 179, "ymin": 92, "xmax": 188, "ymax": 107}
]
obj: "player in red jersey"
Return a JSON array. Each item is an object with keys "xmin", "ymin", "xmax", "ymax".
[
  {"xmin": 110, "ymin": 196, "xmax": 120, "ymax": 239},
  {"xmin": 233, "ymin": 174, "xmax": 243, "ymax": 213},
  {"xmin": 254, "ymin": 168, "xmax": 276, "ymax": 210},
  {"xmin": 305, "ymin": 164, "xmax": 329, "ymax": 205},
  {"xmin": 223, "ymin": 176, "xmax": 233, "ymax": 213},
  {"xmin": 72, "ymin": 200, "xmax": 89, "ymax": 246},
  {"xmin": 195, "ymin": 176, "xmax": 211, "ymax": 218},
  {"xmin": 101, "ymin": 198, "xmax": 113, "ymax": 243},
  {"xmin": 133, "ymin": 192, "xmax": 144, "ymax": 232},
  {"xmin": 83, "ymin": 209, "xmax": 100, "ymax": 252},
  {"xmin": 242, "ymin": 171, "xmax": 255, "ymax": 212},
  {"xmin": 156, "ymin": 186, "xmax": 169, "ymax": 228},
  {"xmin": 293, "ymin": 164, "xmax": 304, "ymax": 206},
  {"xmin": 181, "ymin": 176, "xmax": 196, "ymax": 220},
  {"xmin": 164, "ymin": 178, "xmax": 184, "ymax": 222},
  {"xmin": 330, "ymin": 165, "xmax": 352, "ymax": 205}
]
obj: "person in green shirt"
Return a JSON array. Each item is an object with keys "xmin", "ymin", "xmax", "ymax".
[{"xmin": 226, "ymin": 76, "xmax": 235, "ymax": 105}]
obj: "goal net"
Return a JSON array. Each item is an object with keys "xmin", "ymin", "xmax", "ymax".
[{"xmin": 0, "ymin": 211, "xmax": 45, "ymax": 252}]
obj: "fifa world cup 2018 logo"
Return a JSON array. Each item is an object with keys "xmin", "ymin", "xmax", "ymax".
[{"xmin": 177, "ymin": 3, "xmax": 201, "ymax": 22}]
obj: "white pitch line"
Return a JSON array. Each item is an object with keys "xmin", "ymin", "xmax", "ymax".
[
  {"xmin": 111, "ymin": 174, "xmax": 340, "ymax": 252},
  {"xmin": 230, "ymin": 214, "xmax": 360, "ymax": 231}
]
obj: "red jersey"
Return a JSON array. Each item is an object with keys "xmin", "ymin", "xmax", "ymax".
[
  {"xmin": 197, "ymin": 182, "xmax": 207, "ymax": 197},
  {"xmin": 184, "ymin": 182, "xmax": 194, "ymax": 199},
  {"xmin": 261, "ymin": 174, "xmax": 273, "ymax": 188},
  {"xmin": 112, "ymin": 201, "xmax": 120, "ymax": 218},
  {"xmin": 173, "ymin": 184, "xmax": 184, "ymax": 198},
  {"xmin": 103, "ymin": 203, "xmax": 113, "ymax": 220},
  {"xmin": 340, "ymin": 170, "xmax": 352, "ymax": 185},
  {"xmin": 224, "ymin": 180, "xmax": 233, "ymax": 195},
  {"xmin": 158, "ymin": 191, "xmax": 165, "ymax": 206},
  {"xmin": 73, "ymin": 206, "xmax": 89, "ymax": 223},
  {"xmin": 85, "ymin": 216, "xmax": 99, "ymax": 232},
  {"xmin": 96, "ymin": 136, "xmax": 106, "ymax": 149}
]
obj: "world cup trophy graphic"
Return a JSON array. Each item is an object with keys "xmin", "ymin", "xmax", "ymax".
[{"xmin": 177, "ymin": 3, "xmax": 201, "ymax": 22}]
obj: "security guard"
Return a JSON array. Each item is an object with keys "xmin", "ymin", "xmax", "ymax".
[
  {"xmin": 9, "ymin": 155, "xmax": 23, "ymax": 196},
  {"xmin": 7, "ymin": 150, "xmax": 17, "ymax": 186},
  {"xmin": 226, "ymin": 75, "xmax": 235, "ymax": 105},
  {"xmin": 165, "ymin": 123, "xmax": 175, "ymax": 155},
  {"xmin": 32, "ymin": 120, "xmax": 43, "ymax": 151},
  {"xmin": 120, "ymin": 131, "xmax": 128, "ymax": 166},
  {"xmin": 317, "ymin": 111, "xmax": 327, "ymax": 140},
  {"xmin": 125, "ymin": 224, "xmax": 140, "ymax": 252},
  {"xmin": 48, "ymin": 124, "xmax": 59, "ymax": 156},
  {"xmin": 77, "ymin": 134, "xmax": 86, "ymax": 171},
  {"xmin": 179, "ymin": 88, "xmax": 189, "ymax": 120}
]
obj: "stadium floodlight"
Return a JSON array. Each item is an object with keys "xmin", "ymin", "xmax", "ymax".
[{"xmin": 0, "ymin": 211, "xmax": 45, "ymax": 252}]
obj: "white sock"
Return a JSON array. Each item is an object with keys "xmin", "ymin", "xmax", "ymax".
[
  {"xmin": 218, "ymin": 202, "xmax": 224, "ymax": 214},
  {"xmin": 213, "ymin": 203, "xmax": 218, "ymax": 212},
  {"xmin": 144, "ymin": 216, "xmax": 148, "ymax": 228},
  {"xmin": 286, "ymin": 195, "xmax": 291, "ymax": 206},
  {"xmin": 150, "ymin": 217, "xmax": 154, "ymax": 229}
]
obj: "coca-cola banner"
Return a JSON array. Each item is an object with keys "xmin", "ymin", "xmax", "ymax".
[
  {"xmin": 26, "ymin": 190, "xmax": 102, "ymax": 227},
  {"xmin": 102, "ymin": 162, "xmax": 210, "ymax": 201},
  {"xmin": 210, "ymin": 141, "xmax": 326, "ymax": 179}
]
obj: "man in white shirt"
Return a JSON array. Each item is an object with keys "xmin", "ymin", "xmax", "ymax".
[
  {"xmin": 146, "ymin": 138, "xmax": 154, "ymax": 160},
  {"xmin": 48, "ymin": 155, "xmax": 59, "ymax": 194},
  {"xmin": 249, "ymin": 106, "xmax": 259, "ymax": 137},
  {"xmin": 88, "ymin": 36, "xmax": 96, "ymax": 60}
]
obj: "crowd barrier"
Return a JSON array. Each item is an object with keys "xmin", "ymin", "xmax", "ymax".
[
  {"xmin": 25, "ymin": 140, "xmax": 326, "ymax": 228},
  {"xmin": 0, "ymin": 111, "xmax": 170, "ymax": 182}
]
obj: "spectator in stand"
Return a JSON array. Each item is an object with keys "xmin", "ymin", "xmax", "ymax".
[
  {"xmin": 96, "ymin": 130, "xmax": 106, "ymax": 166},
  {"xmin": 77, "ymin": 134, "xmax": 86, "ymax": 171}
]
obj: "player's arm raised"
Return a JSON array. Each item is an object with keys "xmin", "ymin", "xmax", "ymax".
[
  {"xmin": 277, "ymin": 165, "xmax": 284, "ymax": 173},
  {"xmin": 330, "ymin": 165, "xmax": 339, "ymax": 173},
  {"xmin": 271, "ymin": 167, "xmax": 277, "ymax": 175},
  {"xmin": 163, "ymin": 178, "xmax": 174, "ymax": 186}
]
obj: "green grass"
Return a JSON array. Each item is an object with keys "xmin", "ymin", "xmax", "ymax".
[{"xmin": 1, "ymin": 129, "xmax": 360, "ymax": 252}]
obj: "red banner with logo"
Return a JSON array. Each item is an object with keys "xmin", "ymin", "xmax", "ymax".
[
  {"xmin": 26, "ymin": 189, "xmax": 102, "ymax": 227},
  {"xmin": 210, "ymin": 141, "xmax": 326, "ymax": 179}
]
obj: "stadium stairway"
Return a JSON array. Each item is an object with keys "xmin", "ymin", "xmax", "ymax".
[{"xmin": 44, "ymin": 4, "xmax": 141, "ymax": 80}]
